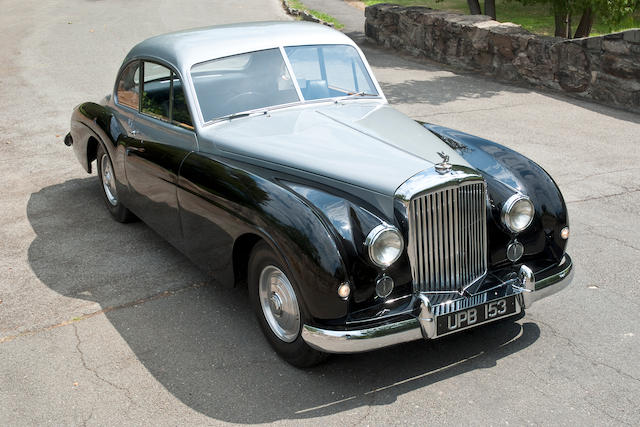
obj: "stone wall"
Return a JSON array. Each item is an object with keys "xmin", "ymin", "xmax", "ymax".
[{"xmin": 365, "ymin": 4, "xmax": 640, "ymax": 112}]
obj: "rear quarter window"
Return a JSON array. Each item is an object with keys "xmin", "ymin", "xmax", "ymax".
[{"xmin": 116, "ymin": 61, "xmax": 140, "ymax": 109}]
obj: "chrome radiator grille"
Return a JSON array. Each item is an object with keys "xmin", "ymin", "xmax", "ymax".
[{"xmin": 407, "ymin": 182, "xmax": 487, "ymax": 292}]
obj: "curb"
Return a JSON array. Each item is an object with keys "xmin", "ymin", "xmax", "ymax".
[{"xmin": 281, "ymin": 0, "xmax": 335, "ymax": 27}]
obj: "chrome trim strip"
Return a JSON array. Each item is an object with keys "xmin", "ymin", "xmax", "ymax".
[
  {"xmin": 302, "ymin": 319, "xmax": 423, "ymax": 354},
  {"xmin": 300, "ymin": 256, "xmax": 573, "ymax": 354},
  {"xmin": 394, "ymin": 165, "xmax": 483, "ymax": 202},
  {"xmin": 279, "ymin": 46, "xmax": 304, "ymax": 101}
]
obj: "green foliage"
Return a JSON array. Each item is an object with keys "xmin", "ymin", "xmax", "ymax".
[
  {"xmin": 364, "ymin": 0, "xmax": 640, "ymax": 35},
  {"xmin": 593, "ymin": 0, "xmax": 640, "ymax": 28},
  {"xmin": 287, "ymin": 0, "xmax": 345, "ymax": 29}
]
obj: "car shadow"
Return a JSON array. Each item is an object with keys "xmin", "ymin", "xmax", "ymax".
[{"xmin": 27, "ymin": 178, "xmax": 540, "ymax": 423}]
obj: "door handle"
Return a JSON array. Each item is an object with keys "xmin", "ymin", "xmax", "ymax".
[
  {"xmin": 130, "ymin": 129, "xmax": 139, "ymax": 136},
  {"xmin": 126, "ymin": 146, "xmax": 145, "ymax": 155}
]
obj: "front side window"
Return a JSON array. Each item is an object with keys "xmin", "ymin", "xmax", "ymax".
[
  {"xmin": 116, "ymin": 61, "xmax": 140, "ymax": 109},
  {"xmin": 191, "ymin": 48, "xmax": 298, "ymax": 122},
  {"xmin": 171, "ymin": 74, "xmax": 193, "ymax": 129},
  {"xmin": 285, "ymin": 45, "xmax": 377, "ymax": 100},
  {"xmin": 142, "ymin": 62, "xmax": 172, "ymax": 121},
  {"xmin": 121, "ymin": 61, "xmax": 194, "ymax": 129}
]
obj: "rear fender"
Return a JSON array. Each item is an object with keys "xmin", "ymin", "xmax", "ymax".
[{"xmin": 70, "ymin": 102, "xmax": 123, "ymax": 175}]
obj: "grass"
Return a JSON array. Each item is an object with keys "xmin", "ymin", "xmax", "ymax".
[
  {"xmin": 287, "ymin": 0, "xmax": 345, "ymax": 29},
  {"xmin": 363, "ymin": 0, "xmax": 640, "ymax": 36}
]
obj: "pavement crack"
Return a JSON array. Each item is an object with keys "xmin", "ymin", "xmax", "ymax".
[
  {"xmin": 352, "ymin": 390, "xmax": 375, "ymax": 427},
  {"xmin": 73, "ymin": 323, "xmax": 134, "ymax": 406},
  {"xmin": 582, "ymin": 225, "xmax": 640, "ymax": 253},
  {"xmin": 0, "ymin": 281, "xmax": 210, "ymax": 344},
  {"xmin": 566, "ymin": 188, "xmax": 640, "ymax": 205},
  {"xmin": 536, "ymin": 318, "xmax": 640, "ymax": 384},
  {"xmin": 532, "ymin": 319, "xmax": 637, "ymax": 425},
  {"xmin": 563, "ymin": 167, "xmax": 640, "ymax": 184}
]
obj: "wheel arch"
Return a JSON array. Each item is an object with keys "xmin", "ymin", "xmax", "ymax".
[
  {"xmin": 69, "ymin": 102, "xmax": 119, "ymax": 173},
  {"xmin": 178, "ymin": 152, "xmax": 352, "ymax": 322},
  {"xmin": 86, "ymin": 136, "xmax": 100, "ymax": 172},
  {"xmin": 232, "ymin": 232, "xmax": 263, "ymax": 286}
]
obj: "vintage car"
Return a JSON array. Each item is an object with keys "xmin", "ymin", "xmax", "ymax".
[{"xmin": 65, "ymin": 21, "xmax": 573, "ymax": 367}]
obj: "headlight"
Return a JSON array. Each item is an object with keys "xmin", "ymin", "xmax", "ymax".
[
  {"xmin": 365, "ymin": 224, "xmax": 404, "ymax": 268},
  {"xmin": 502, "ymin": 195, "xmax": 534, "ymax": 233}
]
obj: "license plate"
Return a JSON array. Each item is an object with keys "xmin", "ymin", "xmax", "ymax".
[{"xmin": 436, "ymin": 295, "xmax": 517, "ymax": 336}]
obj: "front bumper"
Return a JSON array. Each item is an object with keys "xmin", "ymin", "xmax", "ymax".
[{"xmin": 302, "ymin": 254, "xmax": 574, "ymax": 354}]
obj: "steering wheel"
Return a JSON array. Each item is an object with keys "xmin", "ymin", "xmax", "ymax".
[{"xmin": 226, "ymin": 91, "xmax": 265, "ymax": 111}]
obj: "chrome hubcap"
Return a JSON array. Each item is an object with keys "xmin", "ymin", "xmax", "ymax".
[
  {"xmin": 259, "ymin": 265, "xmax": 300, "ymax": 343},
  {"xmin": 100, "ymin": 153, "xmax": 118, "ymax": 206}
]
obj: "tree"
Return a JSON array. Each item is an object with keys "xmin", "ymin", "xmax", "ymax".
[
  {"xmin": 467, "ymin": 0, "xmax": 482, "ymax": 15},
  {"xmin": 518, "ymin": 0, "xmax": 639, "ymax": 38},
  {"xmin": 465, "ymin": 0, "xmax": 497, "ymax": 19}
]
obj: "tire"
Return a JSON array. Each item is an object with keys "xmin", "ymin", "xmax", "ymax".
[
  {"xmin": 248, "ymin": 241, "xmax": 327, "ymax": 368},
  {"xmin": 96, "ymin": 143, "xmax": 135, "ymax": 223}
]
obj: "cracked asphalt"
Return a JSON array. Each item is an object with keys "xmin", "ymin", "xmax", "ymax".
[{"xmin": 1, "ymin": 0, "xmax": 639, "ymax": 425}]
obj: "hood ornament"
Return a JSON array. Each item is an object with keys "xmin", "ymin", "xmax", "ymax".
[{"xmin": 435, "ymin": 151, "xmax": 452, "ymax": 174}]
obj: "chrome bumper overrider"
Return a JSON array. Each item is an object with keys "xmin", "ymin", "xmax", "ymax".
[{"xmin": 302, "ymin": 254, "xmax": 574, "ymax": 354}]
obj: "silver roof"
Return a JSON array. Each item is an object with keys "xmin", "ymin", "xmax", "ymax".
[{"xmin": 123, "ymin": 21, "xmax": 355, "ymax": 74}]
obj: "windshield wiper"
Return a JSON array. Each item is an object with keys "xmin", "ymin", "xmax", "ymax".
[
  {"xmin": 340, "ymin": 91, "xmax": 379, "ymax": 100},
  {"xmin": 224, "ymin": 112, "xmax": 252, "ymax": 120},
  {"xmin": 215, "ymin": 110, "xmax": 267, "ymax": 122}
]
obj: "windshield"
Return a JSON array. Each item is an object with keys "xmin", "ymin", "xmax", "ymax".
[
  {"xmin": 190, "ymin": 44, "xmax": 378, "ymax": 123},
  {"xmin": 191, "ymin": 48, "xmax": 299, "ymax": 122},
  {"xmin": 284, "ymin": 45, "xmax": 377, "ymax": 100}
]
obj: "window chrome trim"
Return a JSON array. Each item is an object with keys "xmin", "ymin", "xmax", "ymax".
[
  {"xmin": 113, "ymin": 59, "xmax": 142, "ymax": 111},
  {"xmin": 279, "ymin": 46, "xmax": 304, "ymax": 101}
]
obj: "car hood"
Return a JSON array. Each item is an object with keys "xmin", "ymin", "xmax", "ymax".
[{"xmin": 198, "ymin": 102, "xmax": 471, "ymax": 196}]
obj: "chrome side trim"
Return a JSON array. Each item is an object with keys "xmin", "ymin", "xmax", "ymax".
[{"xmin": 301, "ymin": 255, "xmax": 573, "ymax": 354}]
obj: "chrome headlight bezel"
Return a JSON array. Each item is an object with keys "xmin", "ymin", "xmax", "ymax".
[
  {"xmin": 501, "ymin": 194, "xmax": 534, "ymax": 233},
  {"xmin": 365, "ymin": 224, "xmax": 404, "ymax": 269}
]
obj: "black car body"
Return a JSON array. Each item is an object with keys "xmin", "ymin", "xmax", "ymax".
[{"xmin": 65, "ymin": 22, "xmax": 573, "ymax": 366}]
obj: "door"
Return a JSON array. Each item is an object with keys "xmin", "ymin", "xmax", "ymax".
[{"xmin": 123, "ymin": 61, "xmax": 197, "ymax": 247}]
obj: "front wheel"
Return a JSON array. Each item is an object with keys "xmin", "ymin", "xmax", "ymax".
[
  {"xmin": 96, "ymin": 143, "xmax": 135, "ymax": 223},
  {"xmin": 248, "ymin": 241, "xmax": 327, "ymax": 367}
]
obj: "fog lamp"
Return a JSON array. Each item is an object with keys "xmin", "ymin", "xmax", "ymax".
[
  {"xmin": 337, "ymin": 282, "xmax": 351, "ymax": 300},
  {"xmin": 560, "ymin": 226, "xmax": 570, "ymax": 240}
]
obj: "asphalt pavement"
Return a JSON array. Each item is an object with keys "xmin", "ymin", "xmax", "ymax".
[{"xmin": 1, "ymin": 0, "xmax": 639, "ymax": 425}]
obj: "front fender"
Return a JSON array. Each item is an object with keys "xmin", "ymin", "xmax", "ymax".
[
  {"xmin": 423, "ymin": 123, "xmax": 568, "ymax": 266},
  {"xmin": 177, "ymin": 153, "xmax": 351, "ymax": 322}
]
